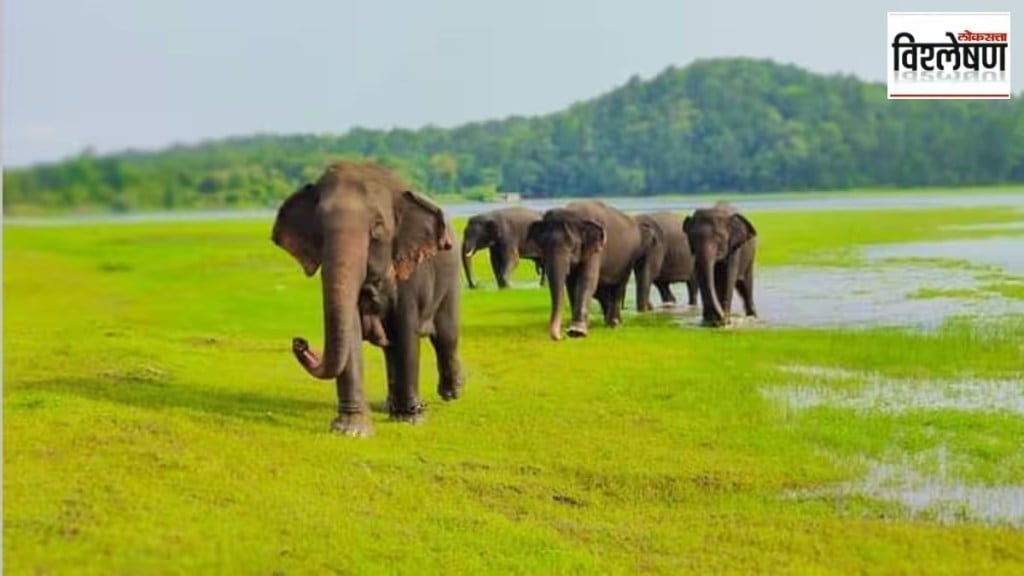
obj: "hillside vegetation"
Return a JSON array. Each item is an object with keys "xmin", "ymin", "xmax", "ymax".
[{"xmin": 5, "ymin": 58, "xmax": 1024, "ymax": 214}]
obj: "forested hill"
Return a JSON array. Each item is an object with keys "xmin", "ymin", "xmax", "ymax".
[{"xmin": 5, "ymin": 57, "xmax": 1024, "ymax": 214}]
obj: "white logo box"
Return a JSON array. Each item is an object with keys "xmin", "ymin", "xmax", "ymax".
[{"xmin": 887, "ymin": 12, "xmax": 1011, "ymax": 99}]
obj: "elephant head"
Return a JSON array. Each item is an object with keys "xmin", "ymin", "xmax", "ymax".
[
  {"xmin": 461, "ymin": 214, "xmax": 501, "ymax": 288},
  {"xmin": 682, "ymin": 203, "xmax": 756, "ymax": 324},
  {"xmin": 272, "ymin": 162, "xmax": 452, "ymax": 380},
  {"xmin": 526, "ymin": 210, "xmax": 606, "ymax": 340}
]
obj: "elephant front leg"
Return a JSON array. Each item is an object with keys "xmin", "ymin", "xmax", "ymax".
[
  {"xmin": 331, "ymin": 339, "xmax": 373, "ymax": 437},
  {"xmin": 430, "ymin": 292, "xmax": 464, "ymax": 401},
  {"xmin": 490, "ymin": 246, "xmax": 510, "ymax": 289},
  {"xmin": 685, "ymin": 277, "xmax": 698, "ymax": 307},
  {"xmin": 712, "ymin": 258, "xmax": 740, "ymax": 326},
  {"xmin": 737, "ymin": 262, "xmax": 757, "ymax": 317},
  {"xmin": 386, "ymin": 312, "xmax": 426, "ymax": 423},
  {"xmin": 568, "ymin": 258, "xmax": 600, "ymax": 338},
  {"xmin": 534, "ymin": 259, "xmax": 546, "ymax": 286},
  {"xmin": 635, "ymin": 262, "xmax": 653, "ymax": 312}
]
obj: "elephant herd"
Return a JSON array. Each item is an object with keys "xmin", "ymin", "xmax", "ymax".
[
  {"xmin": 271, "ymin": 160, "xmax": 758, "ymax": 436},
  {"xmin": 463, "ymin": 200, "xmax": 757, "ymax": 338}
]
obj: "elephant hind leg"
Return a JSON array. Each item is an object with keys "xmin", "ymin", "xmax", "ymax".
[
  {"xmin": 595, "ymin": 285, "xmax": 613, "ymax": 326},
  {"xmin": 430, "ymin": 291, "xmax": 464, "ymax": 401},
  {"xmin": 655, "ymin": 281, "xmax": 676, "ymax": 306}
]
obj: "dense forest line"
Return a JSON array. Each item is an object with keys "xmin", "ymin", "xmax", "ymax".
[{"xmin": 4, "ymin": 57, "xmax": 1024, "ymax": 214}]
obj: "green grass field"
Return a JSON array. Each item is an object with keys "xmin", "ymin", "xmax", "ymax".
[{"xmin": 5, "ymin": 201, "xmax": 1024, "ymax": 574}]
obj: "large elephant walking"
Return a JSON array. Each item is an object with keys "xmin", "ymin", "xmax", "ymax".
[
  {"xmin": 461, "ymin": 206, "xmax": 545, "ymax": 289},
  {"xmin": 683, "ymin": 202, "xmax": 758, "ymax": 327},
  {"xmin": 527, "ymin": 200, "xmax": 643, "ymax": 340},
  {"xmin": 633, "ymin": 212, "xmax": 697, "ymax": 312},
  {"xmin": 271, "ymin": 161, "xmax": 464, "ymax": 436}
]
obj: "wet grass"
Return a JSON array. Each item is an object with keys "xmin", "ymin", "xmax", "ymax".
[{"xmin": 5, "ymin": 204, "xmax": 1024, "ymax": 574}]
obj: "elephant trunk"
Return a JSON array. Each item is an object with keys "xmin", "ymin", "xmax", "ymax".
[
  {"xmin": 462, "ymin": 244, "xmax": 477, "ymax": 288},
  {"xmin": 698, "ymin": 247, "xmax": 725, "ymax": 324},
  {"xmin": 545, "ymin": 255, "xmax": 570, "ymax": 340},
  {"xmin": 292, "ymin": 224, "xmax": 368, "ymax": 380}
]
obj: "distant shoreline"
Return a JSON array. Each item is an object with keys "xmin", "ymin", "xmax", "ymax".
[{"xmin": 5, "ymin": 187, "xmax": 1023, "ymax": 227}]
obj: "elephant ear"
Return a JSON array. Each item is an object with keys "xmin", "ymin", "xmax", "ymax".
[
  {"xmin": 638, "ymin": 220, "xmax": 661, "ymax": 251},
  {"xmin": 682, "ymin": 215, "xmax": 692, "ymax": 234},
  {"xmin": 393, "ymin": 190, "xmax": 453, "ymax": 281},
  {"xmin": 578, "ymin": 219, "xmax": 606, "ymax": 254},
  {"xmin": 526, "ymin": 220, "xmax": 547, "ymax": 248},
  {"xmin": 272, "ymin": 183, "xmax": 322, "ymax": 276},
  {"xmin": 727, "ymin": 213, "xmax": 757, "ymax": 252},
  {"xmin": 522, "ymin": 220, "xmax": 542, "ymax": 254},
  {"xmin": 483, "ymin": 216, "xmax": 502, "ymax": 242}
]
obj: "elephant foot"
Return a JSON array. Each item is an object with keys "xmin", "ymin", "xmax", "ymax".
[
  {"xmin": 330, "ymin": 412, "xmax": 374, "ymax": 437},
  {"xmin": 438, "ymin": 376, "xmax": 464, "ymax": 401},
  {"xmin": 605, "ymin": 317, "xmax": 621, "ymax": 328},
  {"xmin": 701, "ymin": 317, "xmax": 729, "ymax": 328},
  {"xmin": 549, "ymin": 320, "xmax": 563, "ymax": 341},
  {"xmin": 567, "ymin": 322, "xmax": 588, "ymax": 338},
  {"xmin": 387, "ymin": 399, "xmax": 427, "ymax": 424}
]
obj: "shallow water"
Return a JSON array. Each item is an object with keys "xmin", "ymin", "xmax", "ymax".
[
  {"xmin": 791, "ymin": 449, "xmax": 1024, "ymax": 528},
  {"xmin": 486, "ymin": 232, "xmax": 1024, "ymax": 330},
  {"xmin": 857, "ymin": 457, "xmax": 1024, "ymax": 527},
  {"xmin": 947, "ymin": 221, "xmax": 1024, "ymax": 232},
  {"xmin": 770, "ymin": 369, "xmax": 1024, "ymax": 527},
  {"xmin": 768, "ymin": 365, "xmax": 1024, "ymax": 416},
  {"xmin": 866, "ymin": 237, "xmax": 1024, "ymax": 274},
  {"xmin": 657, "ymin": 263, "xmax": 1024, "ymax": 330},
  {"xmin": 652, "ymin": 234, "xmax": 1024, "ymax": 330}
]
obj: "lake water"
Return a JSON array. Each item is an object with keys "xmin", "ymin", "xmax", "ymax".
[{"xmin": 6, "ymin": 190, "xmax": 1024, "ymax": 227}]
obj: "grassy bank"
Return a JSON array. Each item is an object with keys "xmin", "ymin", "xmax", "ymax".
[{"xmin": 4, "ymin": 203, "xmax": 1024, "ymax": 574}]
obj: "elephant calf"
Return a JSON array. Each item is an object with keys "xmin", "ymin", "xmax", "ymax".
[
  {"xmin": 527, "ymin": 200, "xmax": 643, "ymax": 340},
  {"xmin": 683, "ymin": 202, "xmax": 758, "ymax": 327},
  {"xmin": 634, "ymin": 212, "xmax": 698, "ymax": 312},
  {"xmin": 461, "ymin": 206, "xmax": 546, "ymax": 289},
  {"xmin": 272, "ymin": 161, "xmax": 465, "ymax": 436}
]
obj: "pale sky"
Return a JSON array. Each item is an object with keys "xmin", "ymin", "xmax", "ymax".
[{"xmin": 2, "ymin": 0, "xmax": 1019, "ymax": 167}]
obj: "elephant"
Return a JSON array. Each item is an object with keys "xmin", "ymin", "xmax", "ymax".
[
  {"xmin": 526, "ymin": 200, "xmax": 644, "ymax": 340},
  {"xmin": 682, "ymin": 202, "xmax": 758, "ymax": 327},
  {"xmin": 461, "ymin": 206, "xmax": 546, "ymax": 289},
  {"xmin": 271, "ymin": 160, "xmax": 464, "ymax": 436},
  {"xmin": 633, "ymin": 212, "xmax": 698, "ymax": 312}
]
